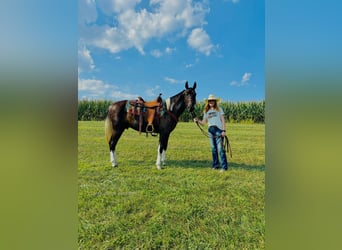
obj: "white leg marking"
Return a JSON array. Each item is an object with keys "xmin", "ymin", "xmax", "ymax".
[
  {"xmin": 161, "ymin": 150, "xmax": 166, "ymax": 166},
  {"xmin": 110, "ymin": 150, "xmax": 118, "ymax": 167}
]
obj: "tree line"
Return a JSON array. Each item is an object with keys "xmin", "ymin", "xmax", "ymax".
[{"xmin": 78, "ymin": 99, "xmax": 265, "ymax": 123}]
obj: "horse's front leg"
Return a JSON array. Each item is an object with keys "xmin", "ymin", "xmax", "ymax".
[
  {"xmin": 156, "ymin": 133, "xmax": 169, "ymax": 169},
  {"xmin": 156, "ymin": 144, "xmax": 166, "ymax": 169}
]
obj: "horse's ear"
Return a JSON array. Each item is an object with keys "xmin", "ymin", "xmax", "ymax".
[
  {"xmin": 193, "ymin": 82, "xmax": 197, "ymax": 89},
  {"xmin": 185, "ymin": 81, "xmax": 189, "ymax": 89}
]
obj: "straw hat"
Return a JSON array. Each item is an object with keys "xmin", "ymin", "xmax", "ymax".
[{"xmin": 206, "ymin": 94, "xmax": 220, "ymax": 103}]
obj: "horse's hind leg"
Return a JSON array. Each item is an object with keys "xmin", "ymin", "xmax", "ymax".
[
  {"xmin": 109, "ymin": 130, "xmax": 124, "ymax": 167},
  {"xmin": 105, "ymin": 114, "xmax": 125, "ymax": 167},
  {"xmin": 110, "ymin": 150, "xmax": 117, "ymax": 167}
]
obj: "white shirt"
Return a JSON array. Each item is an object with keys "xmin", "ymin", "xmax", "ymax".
[{"xmin": 203, "ymin": 107, "xmax": 224, "ymax": 129}]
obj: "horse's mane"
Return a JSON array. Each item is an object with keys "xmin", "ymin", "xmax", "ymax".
[
  {"xmin": 170, "ymin": 90, "xmax": 184, "ymax": 101},
  {"xmin": 166, "ymin": 90, "xmax": 185, "ymax": 112}
]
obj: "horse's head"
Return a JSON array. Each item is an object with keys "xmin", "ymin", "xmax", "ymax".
[{"xmin": 184, "ymin": 81, "xmax": 197, "ymax": 112}]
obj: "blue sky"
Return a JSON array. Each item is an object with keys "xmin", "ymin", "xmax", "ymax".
[{"xmin": 78, "ymin": 0, "xmax": 264, "ymax": 102}]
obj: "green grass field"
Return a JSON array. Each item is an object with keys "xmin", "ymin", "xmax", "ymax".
[{"xmin": 78, "ymin": 121, "xmax": 265, "ymax": 249}]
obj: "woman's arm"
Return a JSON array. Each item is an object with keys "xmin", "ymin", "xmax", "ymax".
[
  {"xmin": 220, "ymin": 114, "xmax": 226, "ymax": 135},
  {"xmin": 194, "ymin": 117, "xmax": 207, "ymax": 125}
]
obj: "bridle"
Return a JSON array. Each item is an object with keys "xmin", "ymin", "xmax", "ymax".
[{"xmin": 191, "ymin": 111, "xmax": 233, "ymax": 158}]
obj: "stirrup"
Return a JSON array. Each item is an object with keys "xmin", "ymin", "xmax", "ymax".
[{"xmin": 146, "ymin": 124, "xmax": 154, "ymax": 133}]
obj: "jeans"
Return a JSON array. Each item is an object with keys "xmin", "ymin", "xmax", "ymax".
[{"xmin": 208, "ymin": 126, "xmax": 228, "ymax": 170}]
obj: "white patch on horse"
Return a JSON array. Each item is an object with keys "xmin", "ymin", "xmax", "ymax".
[
  {"xmin": 156, "ymin": 144, "xmax": 166, "ymax": 169},
  {"xmin": 110, "ymin": 150, "xmax": 118, "ymax": 167},
  {"xmin": 165, "ymin": 98, "xmax": 171, "ymax": 110},
  {"xmin": 162, "ymin": 150, "xmax": 166, "ymax": 165}
]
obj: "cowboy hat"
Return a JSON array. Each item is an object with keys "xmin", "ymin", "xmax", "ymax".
[{"xmin": 206, "ymin": 94, "xmax": 220, "ymax": 103}]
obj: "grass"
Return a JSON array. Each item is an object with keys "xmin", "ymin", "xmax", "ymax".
[{"xmin": 78, "ymin": 122, "xmax": 265, "ymax": 249}]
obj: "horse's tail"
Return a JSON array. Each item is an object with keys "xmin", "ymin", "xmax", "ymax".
[{"xmin": 105, "ymin": 114, "xmax": 113, "ymax": 144}]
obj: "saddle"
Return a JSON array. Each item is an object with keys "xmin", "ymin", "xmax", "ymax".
[{"xmin": 128, "ymin": 93, "xmax": 163, "ymax": 134}]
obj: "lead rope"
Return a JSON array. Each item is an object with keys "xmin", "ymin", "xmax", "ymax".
[{"xmin": 191, "ymin": 111, "xmax": 232, "ymax": 158}]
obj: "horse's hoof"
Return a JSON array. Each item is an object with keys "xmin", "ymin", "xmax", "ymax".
[
  {"xmin": 112, "ymin": 164, "xmax": 118, "ymax": 168},
  {"xmin": 156, "ymin": 165, "xmax": 162, "ymax": 170}
]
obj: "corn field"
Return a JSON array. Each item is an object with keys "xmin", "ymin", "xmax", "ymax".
[{"xmin": 78, "ymin": 99, "xmax": 265, "ymax": 123}]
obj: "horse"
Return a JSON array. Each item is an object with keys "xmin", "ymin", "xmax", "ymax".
[{"xmin": 105, "ymin": 81, "xmax": 197, "ymax": 169}]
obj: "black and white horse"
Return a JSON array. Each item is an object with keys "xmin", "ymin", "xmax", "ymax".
[{"xmin": 105, "ymin": 81, "xmax": 197, "ymax": 169}]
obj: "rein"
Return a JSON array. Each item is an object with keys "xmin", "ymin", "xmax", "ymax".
[
  {"xmin": 191, "ymin": 111, "xmax": 233, "ymax": 158},
  {"xmin": 166, "ymin": 110, "xmax": 178, "ymax": 123}
]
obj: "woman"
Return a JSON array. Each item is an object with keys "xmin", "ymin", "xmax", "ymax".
[{"xmin": 194, "ymin": 94, "xmax": 228, "ymax": 171}]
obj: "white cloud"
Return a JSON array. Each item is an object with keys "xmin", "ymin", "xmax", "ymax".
[
  {"xmin": 78, "ymin": 0, "xmax": 97, "ymax": 24},
  {"xmin": 97, "ymin": 0, "xmax": 141, "ymax": 14},
  {"xmin": 90, "ymin": 25, "xmax": 134, "ymax": 54},
  {"xmin": 108, "ymin": 91, "xmax": 139, "ymax": 100},
  {"xmin": 78, "ymin": 78, "xmax": 110, "ymax": 92},
  {"xmin": 79, "ymin": 0, "xmax": 211, "ymax": 55},
  {"xmin": 164, "ymin": 77, "xmax": 178, "ymax": 84},
  {"xmin": 151, "ymin": 49, "xmax": 163, "ymax": 58},
  {"xmin": 78, "ymin": 46, "xmax": 95, "ymax": 72},
  {"xmin": 230, "ymin": 80, "xmax": 239, "ymax": 86},
  {"xmin": 184, "ymin": 57, "xmax": 199, "ymax": 68},
  {"xmin": 78, "ymin": 77, "xmax": 138, "ymax": 100},
  {"xmin": 165, "ymin": 47, "xmax": 176, "ymax": 54},
  {"xmin": 224, "ymin": 0, "xmax": 240, "ymax": 3},
  {"xmin": 242, "ymin": 72, "xmax": 252, "ymax": 83},
  {"xmin": 145, "ymin": 85, "xmax": 161, "ymax": 97},
  {"xmin": 164, "ymin": 77, "xmax": 186, "ymax": 84},
  {"xmin": 150, "ymin": 47, "xmax": 176, "ymax": 57},
  {"xmin": 187, "ymin": 28, "xmax": 214, "ymax": 56},
  {"xmin": 230, "ymin": 72, "xmax": 252, "ymax": 87}
]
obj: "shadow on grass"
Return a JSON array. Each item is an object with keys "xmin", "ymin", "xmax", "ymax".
[
  {"xmin": 123, "ymin": 160, "xmax": 265, "ymax": 171},
  {"xmin": 165, "ymin": 160, "xmax": 265, "ymax": 172}
]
